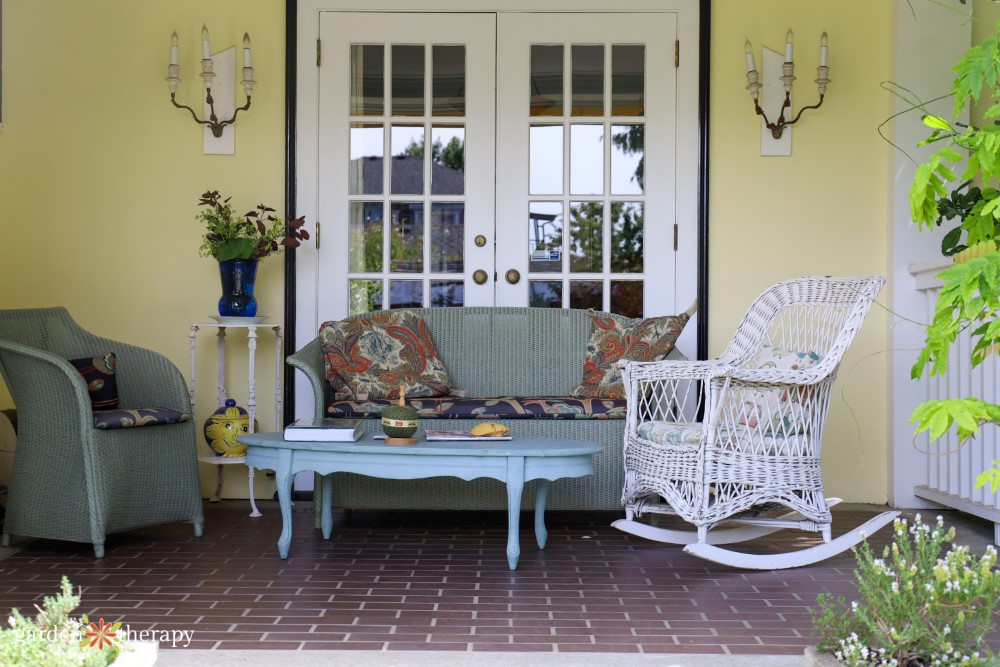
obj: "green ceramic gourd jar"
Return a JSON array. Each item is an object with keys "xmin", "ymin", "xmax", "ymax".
[{"xmin": 381, "ymin": 387, "xmax": 418, "ymax": 441}]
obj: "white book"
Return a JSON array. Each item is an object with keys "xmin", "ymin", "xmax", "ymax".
[{"xmin": 283, "ymin": 418, "xmax": 363, "ymax": 442}]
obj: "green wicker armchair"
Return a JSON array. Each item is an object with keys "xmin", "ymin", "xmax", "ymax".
[{"xmin": 0, "ymin": 308, "xmax": 204, "ymax": 557}]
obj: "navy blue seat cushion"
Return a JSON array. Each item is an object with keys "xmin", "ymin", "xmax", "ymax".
[
  {"xmin": 93, "ymin": 407, "xmax": 191, "ymax": 430},
  {"xmin": 327, "ymin": 396, "xmax": 626, "ymax": 420}
]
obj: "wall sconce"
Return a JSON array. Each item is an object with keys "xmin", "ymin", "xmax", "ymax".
[
  {"xmin": 165, "ymin": 26, "xmax": 256, "ymax": 138},
  {"xmin": 744, "ymin": 30, "xmax": 830, "ymax": 139}
]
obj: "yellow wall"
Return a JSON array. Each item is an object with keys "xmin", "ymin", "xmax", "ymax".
[
  {"xmin": 709, "ymin": 0, "xmax": 894, "ymax": 502},
  {"xmin": 0, "ymin": 0, "xmax": 285, "ymax": 499}
]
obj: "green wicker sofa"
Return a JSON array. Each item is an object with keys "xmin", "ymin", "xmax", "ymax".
[{"xmin": 288, "ymin": 306, "xmax": 685, "ymax": 512}]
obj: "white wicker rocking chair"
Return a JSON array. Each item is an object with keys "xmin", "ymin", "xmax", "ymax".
[{"xmin": 613, "ymin": 275, "xmax": 897, "ymax": 569}]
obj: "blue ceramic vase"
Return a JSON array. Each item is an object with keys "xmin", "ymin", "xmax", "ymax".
[{"xmin": 217, "ymin": 259, "xmax": 258, "ymax": 317}]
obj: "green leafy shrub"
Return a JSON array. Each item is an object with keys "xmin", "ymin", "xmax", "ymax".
[
  {"xmin": 0, "ymin": 576, "xmax": 118, "ymax": 667},
  {"xmin": 196, "ymin": 189, "xmax": 309, "ymax": 262},
  {"xmin": 812, "ymin": 516, "xmax": 1000, "ymax": 666}
]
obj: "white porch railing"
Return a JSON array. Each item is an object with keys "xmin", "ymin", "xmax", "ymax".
[{"xmin": 909, "ymin": 258, "xmax": 1000, "ymax": 545}]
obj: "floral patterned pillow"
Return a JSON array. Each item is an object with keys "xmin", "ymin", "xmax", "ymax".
[
  {"xmin": 319, "ymin": 311, "xmax": 453, "ymax": 400},
  {"xmin": 737, "ymin": 345, "xmax": 822, "ymax": 435},
  {"xmin": 571, "ymin": 312, "xmax": 689, "ymax": 399}
]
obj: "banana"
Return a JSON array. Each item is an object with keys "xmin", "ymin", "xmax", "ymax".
[{"xmin": 470, "ymin": 422, "xmax": 510, "ymax": 437}]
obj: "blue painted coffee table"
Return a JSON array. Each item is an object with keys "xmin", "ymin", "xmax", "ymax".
[{"xmin": 239, "ymin": 432, "xmax": 602, "ymax": 569}]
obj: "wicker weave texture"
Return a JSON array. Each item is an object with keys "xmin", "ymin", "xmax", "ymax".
[
  {"xmin": 289, "ymin": 307, "xmax": 676, "ymax": 511},
  {"xmin": 621, "ymin": 276, "xmax": 884, "ymax": 532},
  {"xmin": 0, "ymin": 308, "xmax": 204, "ymax": 553}
]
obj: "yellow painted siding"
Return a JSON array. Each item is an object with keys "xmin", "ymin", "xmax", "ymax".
[{"xmin": 709, "ymin": 1, "xmax": 894, "ymax": 502}]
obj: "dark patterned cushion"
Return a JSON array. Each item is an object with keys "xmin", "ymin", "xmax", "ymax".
[
  {"xmin": 69, "ymin": 353, "xmax": 119, "ymax": 410},
  {"xmin": 571, "ymin": 311, "xmax": 689, "ymax": 399},
  {"xmin": 327, "ymin": 396, "xmax": 626, "ymax": 420},
  {"xmin": 93, "ymin": 407, "xmax": 191, "ymax": 430},
  {"xmin": 319, "ymin": 311, "xmax": 452, "ymax": 399}
]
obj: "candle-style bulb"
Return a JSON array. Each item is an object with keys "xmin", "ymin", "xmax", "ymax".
[
  {"xmin": 169, "ymin": 30, "xmax": 179, "ymax": 66},
  {"xmin": 201, "ymin": 25, "xmax": 209, "ymax": 41},
  {"xmin": 784, "ymin": 28, "xmax": 794, "ymax": 63},
  {"xmin": 242, "ymin": 33, "xmax": 253, "ymax": 68},
  {"xmin": 171, "ymin": 31, "xmax": 178, "ymax": 47},
  {"xmin": 243, "ymin": 33, "xmax": 251, "ymax": 49},
  {"xmin": 745, "ymin": 39, "xmax": 751, "ymax": 54},
  {"xmin": 744, "ymin": 39, "xmax": 756, "ymax": 73},
  {"xmin": 821, "ymin": 32, "xmax": 828, "ymax": 47},
  {"xmin": 786, "ymin": 28, "xmax": 794, "ymax": 43}
]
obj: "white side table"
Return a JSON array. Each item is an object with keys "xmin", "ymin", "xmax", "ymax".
[{"xmin": 189, "ymin": 321, "xmax": 283, "ymax": 517}]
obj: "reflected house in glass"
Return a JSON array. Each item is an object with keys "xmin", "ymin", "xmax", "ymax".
[{"xmin": 349, "ymin": 154, "xmax": 466, "ymax": 310}]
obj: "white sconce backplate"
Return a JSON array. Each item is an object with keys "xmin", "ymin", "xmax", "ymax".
[
  {"xmin": 760, "ymin": 46, "xmax": 791, "ymax": 156},
  {"xmin": 204, "ymin": 46, "xmax": 236, "ymax": 155}
]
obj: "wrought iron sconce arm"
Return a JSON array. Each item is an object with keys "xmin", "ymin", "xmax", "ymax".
[
  {"xmin": 753, "ymin": 89, "xmax": 826, "ymax": 140},
  {"xmin": 169, "ymin": 90, "xmax": 252, "ymax": 139}
]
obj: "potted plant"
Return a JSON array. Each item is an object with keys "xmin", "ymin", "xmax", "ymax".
[
  {"xmin": 196, "ymin": 190, "xmax": 309, "ymax": 318},
  {"xmin": 809, "ymin": 516, "xmax": 999, "ymax": 666},
  {"xmin": 0, "ymin": 576, "xmax": 157, "ymax": 666}
]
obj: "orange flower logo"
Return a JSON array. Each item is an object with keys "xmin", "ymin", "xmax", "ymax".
[{"xmin": 81, "ymin": 618, "xmax": 121, "ymax": 650}]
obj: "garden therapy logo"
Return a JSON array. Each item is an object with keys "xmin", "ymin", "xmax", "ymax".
[{"xmin": 81, "ymin": 618, "xmax": 120, "ymax": 650}]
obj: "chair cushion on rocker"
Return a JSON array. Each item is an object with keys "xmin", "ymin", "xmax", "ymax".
[
  {"xmin": 739, "ymin": 345, "xmax": 822, "ymax": 435},
  {"xmin": 69, "ymin": 353, "xmax": 120, "ymax": 410},
  {"xmin": 93, "ymin": 407, "xmax": 191, "ymax": 430},
  {"xmin": 328, "ymin": 396, "xmax": 627, "ymax": 420},
  {"xmin": 637, "ymin": 420, "xmax": 806, "ymax": 455}
]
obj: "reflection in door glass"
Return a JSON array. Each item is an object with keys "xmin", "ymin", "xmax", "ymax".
[
  {"xmin": 612, "ymin": 45, "xmax": 645, "ymax": 116},
  {"xmin": 390, "ymin": 280, "xmax": 424, "ymax": 309},
  {"xmin": 570, "ymin": 280, "xmax": 602, "ymax": 311},
  {"xmin": 529, "ymin": 280, "xmax": 562, "ymax": 308},
  {"xmin": 529, "ymin": 125, "xmax": 563, "ymax": 195},
  {"xmin": 430, "ymin": 203, "xmax": 464, "ymax": 273},
  {"xmin": 611, "ymin": 280, "xmax": 643, "ymax": 318},
  {"xmin": 611, "ymin": 125, "xmax": 644, "ymax": 195},
  {"xmin": 349, "ymin": 124, "xmax": 384, "ymax": 195},
  {"xmin": 348, "ymin": 202, "xmax": 384, "ymax": 273},
  {"xmin": 391, "ymin": 45, "xmax": 424, "ymax": 116},
  {"xmin": 610, "ymin": 202, "xmax": 643, "ymax": 273},
  {"xmin": 432, "ymin": 45, "xmax": 465, "ymax": 117},
  {"xmin": 530, "ymin": 45, "xmax": 564, "ymax": 116},
  {"xmin": 431, "ymin": 280, "xmax": 464, "ymax": 307},
  {"xmin": 569, "ymin": 202, "xmax": 603, "ymax": 273},
  {"xmin": 431, "ymin": 125, "xmax": 465, "ymax": 195},
  {"xmin": 570, "ymin": 124, "xmax": 604, "ymax": 195},
  {"xmin": 571, "ymin": 45, "xmax": 604, "ymax": 116},
  {"xmin": 391, "ymin": 125, "xmax": 425, "ymax": 194},
  {"xmin": 528, "ymin": 202, "xmax": 563, "ymax": 274},
  {"xmin": 349, "ymin": 279, "xmax": 382, "ymax": 316},
  {"xmin": 350, "ymin": 45, "xmax": 385, "ymax": 116},
  {"xmin": 390, "ymin": 203, "xmax": 424, "ymax": 273}
]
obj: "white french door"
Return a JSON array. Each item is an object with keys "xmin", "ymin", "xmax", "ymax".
[{"xmin": 308, "ymin": 10, "xmax": 683, "ymax": 321}]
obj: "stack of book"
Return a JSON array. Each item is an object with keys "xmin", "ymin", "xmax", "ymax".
[{"xmin": 283, "ymin": 418, "xmax": 363, "ymax": 442}]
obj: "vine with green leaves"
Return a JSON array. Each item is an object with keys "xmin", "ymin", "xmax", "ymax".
[{"xmin": 907, "ymin": 15, "xmax": 1000, "ymax": 493}]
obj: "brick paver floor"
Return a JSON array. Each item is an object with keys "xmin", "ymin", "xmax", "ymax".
[{"xmin": 0, "ymin": 502, "xmax": 996, "ymax": 656}]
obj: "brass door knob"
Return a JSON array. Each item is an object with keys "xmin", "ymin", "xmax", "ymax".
[
  {"xmin": 472, "ymin": 269, "xmax": 489, "ymax": 285},
  {"xmin": 474, "ymin": 234, "xmax": 488, "ymax": 247},
  {"xmin": 505, "ymin": 269, "xmax": 521, "ymax": 285}
]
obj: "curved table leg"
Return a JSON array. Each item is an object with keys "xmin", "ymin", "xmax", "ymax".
[
  {"xmin": 321, "ymin": 474, "xmax": 334, "ymax": 539},
  {"xmin": 275, "ymin": 450, "xmax": 294, "ymax": 559},
  {"xmin": 506, "ymin": 456, "xmax": 525, "ymax": 570},
  {"xmin": 534, "ymin": 479, "xmax": 549, "ymax": 550},
  {"xmin": 248, "ymin": 466, "xmax": 262, "ymax": 518}
]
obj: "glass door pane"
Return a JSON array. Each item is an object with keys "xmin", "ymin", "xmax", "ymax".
[
  {"xmin": 496, "ymin": 13, "xmax": 676, "ymax": 317},
  {"xmin": 319, "ymin": 13, "xmax": 497, "ymax": 320}
]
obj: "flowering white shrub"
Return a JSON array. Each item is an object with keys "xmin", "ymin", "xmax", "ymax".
[{"xmin": 811, "ymin": 516, "xmax": 999, "ymax": 666}]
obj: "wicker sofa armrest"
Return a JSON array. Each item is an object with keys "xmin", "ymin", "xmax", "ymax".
[
  {"xmin": 88, "ymin": 336, "xmax": 190, "ymax": 411},
  {"xmin": 287, "ymin": 337, "xmax": 329, "ymax": 418}
]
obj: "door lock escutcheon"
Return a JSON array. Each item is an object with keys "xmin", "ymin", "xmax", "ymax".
[
  {"xmin": 472, "ymin": 269, "xmax": 489, "ymax": 285},
  {"xmin": 505, "ymin": 269, "xmax": 521, "ymax": 285}
]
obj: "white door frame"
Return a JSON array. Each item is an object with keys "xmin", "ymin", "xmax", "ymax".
[{"xmin": 294, "ymin": 0, "xmax": 702, "ymax": 423}]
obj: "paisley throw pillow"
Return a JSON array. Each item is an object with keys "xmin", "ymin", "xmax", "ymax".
[
  {"xmin": 571, "ymin": 312, "xmax": 689, "ymax": 399},
  {"xmin": 319, "ymin": 311, "xmax": 452, "ymax": 399},
  {"xmin": 69, "ymin": 353, "xmax": 120, "ymax": 410}
]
